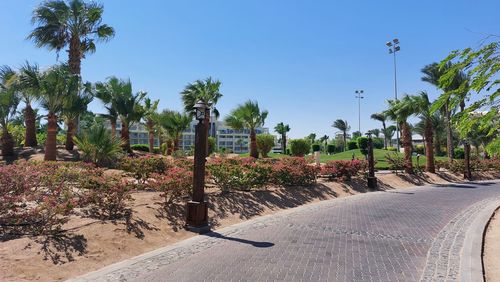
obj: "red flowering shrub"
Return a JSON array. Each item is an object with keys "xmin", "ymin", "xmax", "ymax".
[
  {"xmin": 321, "ymin": 160, "xmax": 367, "ymax": 181},
  {"xmin": 118, "ymin": 156, "xmax": 172, "ymax": 183},
  {"xmin": 207, "ymin": 158, "xmax": 272, "ymax": 192},
  {"xmin": 79, "ymin": 174, "xmax": 134, "ymax": 219},
  {"xmin": 270, "ymin": 157, "xmax": 319, "ymax": 186},
  {"xmin": 149, "ymin": 167, "xmax": 193, "ymax": 206},
  {"xmin": 476, "ymin": 158, "xmax": 500, "ymax": 171},
  {"xmin": 0, "ymin": 161, "xmax": 87, "ymax": 235}
]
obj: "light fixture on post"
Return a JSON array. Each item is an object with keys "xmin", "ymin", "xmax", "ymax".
[
  {"xmin": 386, "ymin": 38, "xmax": 401, "ymax": 151},
  {"xmin": 355, "ymin": 90, "xmax": 364, "ymax": 134},
  {"xmin": 186, "ymin": 100, "xmax": 210, "ymax": 233}
]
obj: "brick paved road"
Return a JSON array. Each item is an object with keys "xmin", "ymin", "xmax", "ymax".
[{"xmin": 75, "ymin": 181, "xmax": 500, "ymax": 282}]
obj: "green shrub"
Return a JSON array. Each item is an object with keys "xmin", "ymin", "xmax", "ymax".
[
  {"xmin": 153, "ymin": 147, "xmax": 160, "ymax": 154},
  {"xmin": 131, "ymin": 144, "xmax": 150, "ymax": 152},
  {"xmin": 74, "ymin": 124, "xmax": 123, "ymax": 167},
  {"xmin": 387, "ymin": 146, "xmax": 397, "ymax": 152},
  {"xmin": 321, "ymin": 159, "xmax": 367, "ymax": 181},
  {"xmin": 327, "ymin": 144, "xmax": 336, "ymax": 154},
  {"xmin": 347, "ymin": 140, "xmax": 358, "ymax": 150},
  {"xmin": 56, "ymin": 133, "xmax": 66, "ymax": 145},
  {"xmin": 256, "ymin": 134, "xmax": 275, "ymax": 158},
  {"xmin": 385, "ymin": 152, "xmax": 404, "ymax": 173},
  {"xmin": 415, "ymin": 144, "xmax": 425, "ymax": 155},
  {"xmin": 357, "ymin": 137, "xmax": 368, "ymax": 155},
  {"xmin": 37, "ymin": 132, "xmax": 47, "ymax": 146},
  {"xmin": 289, "ymin": 139, "xmax": 311, "ymax": 157},
  {"xmin": 373, "ymin": 137, "xmax": 384, "ymax": 149},
  {"xmin": 312, "ymin": 144, "xmax": 321, "ymax": 152},
  {"xmin": 270, "ymin": 157, "xmax": 319, "ymax": 186},
  {"xmin": 208, "ymin": 137, "xmax": 216, "ymax": 155},
  {"xmin": 207, "ymin": 158, "xmax": 272, "ymax": 192},
  {"xmin": 454, "ymin": 147, "xmax": 465, "ymax": 159},
  {"xmin": 149, "ymin": 167, "xmax": 193, "ymax": 206},
  {"xmin": 119, "ymin": 156, "xmax": 172, "ymax": 183}
]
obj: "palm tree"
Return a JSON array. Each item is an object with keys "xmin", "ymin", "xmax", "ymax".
[
  {"xmin": 142, "ymin": 98, "xmax": 159, "ymax": 153},
  {"xmin": 28, "ymin": 0, "xmax": 115, "ymax": 75},
  {"xmin": 274, "ymin": 122, "xmax": 290, "ymax": 154},
  {"xmin": 382, "ymin": 125, "xmax": 397, "ymax": 147},
  {"xmin": 409, "ymin": 91, "xmax": 435, "ymax": 173},
  {"xmin": 0, "ymin": 66, "xmax": 20, "ymax": 156},
  {"xmin": 370, "ymin": 113, "xmax": 387, "ymax": 149},
  {"xmin": 225, "ymin": 100, "xmax": 268, "ymax": 158},
  {"xmin": 157, "ymin": 110, "xmax": 191, "ymax": 152},
  {"xmin": 384, "ymin": 97, "xmax": 414, "ymax": 173},
  {"xmin": 307, "ymin": 133, "xmax": 316, "ymax": 144},
  {"xmin": 319, "ymin": 135, "xmax": 329, "ymax": 152},
  {"xmin": 332, "ymin": 119, "xmax": 350, "ymax": 151},
  {"xmin": 61, "ymin": 82, "xmax": 93, "ymax": 150},
  {"xmin": 368, "ymin": 129, "xmax": 381, "ymax": 138},
  {"xmin": 95, "ymin": 77, "xmax": 120, "ymax": 138},
  {"xmin": 17, "ymin": 62, "xmax": 42, "ymax": 147},
  {"xmin": 39, "ymin": 65, "xmax": 79, "ymax": 160},
  {"xmin": 74, "ymin": 123, "xmax": 122, "ymax": 167}
]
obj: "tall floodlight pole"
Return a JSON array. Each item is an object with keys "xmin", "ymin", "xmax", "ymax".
[
  {"xmin": 355, "ymin": 90, "xmax": 364, "ymax": 134},
  {"xmin": 386, "ymin": 38, "xmax": 401, "ymax": 151}
]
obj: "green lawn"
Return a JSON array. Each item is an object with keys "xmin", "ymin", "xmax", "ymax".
[{"xmin": 238, "ymin": 149, "xmax": 447, "ymax": 170}]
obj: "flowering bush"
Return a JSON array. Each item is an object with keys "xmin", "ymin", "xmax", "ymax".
[
  {"xmin": 270, "ymin": 157, "xmax": 319, "ymax": 186},
  {"xmin": 321, "ymin": 160, "xmax": 367, "ymax": 181},
  {"xmin": 79, "ymin": 174, "xmax": 134, "ymax": 219},
  {"xmin": 207, "ymin": 158, "xmax": 272, "ymax": 192},
  {"xmin": 149, "ymin": 167, "xmax": 193, "ymax": 206},
  {"xmin": 0, "ymin": 161, "xmax": 87, "ymax": 235},
  {"xmin": 119, "ymin": 156, "xmax": 172, "ymax": 182}
]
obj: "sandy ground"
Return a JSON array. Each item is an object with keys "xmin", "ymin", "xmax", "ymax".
[
  {"xmin": 0, "ymin": 168, "xmax": 498, "ymax": 281},
  {"xmin": 484, "ymin": 209, "xmax": 500, "ymax": 282}
]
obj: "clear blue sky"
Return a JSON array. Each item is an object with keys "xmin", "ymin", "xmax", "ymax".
[{"xmin": 1, "ymin": 0, "xmax": 498, "ymax": 138}]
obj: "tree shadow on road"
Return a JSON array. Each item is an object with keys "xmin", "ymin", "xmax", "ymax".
[{"xmin": 203, "ymin": 231, "xmax": 274, "ymax": 248}]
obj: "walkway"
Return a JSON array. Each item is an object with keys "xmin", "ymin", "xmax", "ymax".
[{"xmin": 72, "ymin": 181, "xmax": 500, "ymax": 282}]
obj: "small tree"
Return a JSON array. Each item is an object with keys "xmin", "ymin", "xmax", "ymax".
[
  {"xmin": 312, "ymin": 144, "xmax": 321, "ymax": 152},
  {"xmin": 256, "ymin": 134, "xmax": 275, "ymax": 158},
  {"xmin": 347, "ymin": 140, "xmax": 358, "ymax": 150},
  {"xmin": 290, "ymin": 139, "xmax": 311, "ymax": 157},
  {"xmin": 357, "ymin": 136, "xmax": 369, "ymax": 156},
  {"xmin": 327, "ymin": 144, "xmax": 336, "ymax": 154}
]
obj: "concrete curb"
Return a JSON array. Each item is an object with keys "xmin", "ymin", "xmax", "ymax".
[{"xmin": 460, "ymin": 200, "xmax": 500, "ymax": 282}]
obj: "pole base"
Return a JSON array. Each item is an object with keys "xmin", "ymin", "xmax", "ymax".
[
  {"xmin": 186, "ymin": 200, "xmax": 209, "ymax": 233},
  {"xmin": 367, "ymin": 176, "xmax": 378, "ymax": 190}
]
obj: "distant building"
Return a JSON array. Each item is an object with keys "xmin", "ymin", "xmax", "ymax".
[{"xmin": 111, "ymin": 120, "xmax": 160, "ymax": 147}]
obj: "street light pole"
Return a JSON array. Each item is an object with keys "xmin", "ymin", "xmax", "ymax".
[
  {"xmin": 366, "ymin": 132, "xmax": 377, "ymax": 190},
  {"xmin": 355, "ymin": 90, "xmax": 364, "ymax": 134},
  {"xmin": 386, "ymin": 38, "xmax": 401, "ymax": 151},
  {"xmin": 186, "ymin": 100, "xmax": 210, "ymax": 233}
]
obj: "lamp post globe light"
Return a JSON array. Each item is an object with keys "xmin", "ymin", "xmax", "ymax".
[
  {"xmin": 386, "ymin": 38, "xmax": 401, "ymax": 152},
  {"xmin": 186, "ymin": 100, "xmax": 210, "ymax": 233},
  {"xmin": 355, "ymin": 90, "xmax": 364, "ymax": 134}
]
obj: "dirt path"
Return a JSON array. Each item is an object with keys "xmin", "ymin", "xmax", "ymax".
[{"xmin": 484, "ymin": 209, "xmax": 500, "ymax": 282}]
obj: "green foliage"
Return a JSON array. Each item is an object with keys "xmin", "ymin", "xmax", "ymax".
[
  {"xmin": 7, "ymin": 124, "xmax": 25, "ymax": 147},
  {"xmin": 208, "ymin": 137, "xmax": 216, "ymax": 155},
  {"xmin": 118, "ymin": 156, "xmax": 171, "ymax": 183},
  {"xmin": 357, "ymin": 137, "xmax": 368, "ymax": 155},
  {"xmin": 347, "ymin": 140, "xmax": 358, "ymax": 150},
  {"xmin": 37, "ymin": 132, "xmax": 47, "ymax": 146},
  {"xmin": 387, "ymin": 146, "xmax": 397, "ymax": 152},
  {"xmin": 321, "ymin": 160, "xmax": 367, "ymax": 181},
  {"xmin": 289, "ymin": 139, "xmax": 311, "ymax": 157},
  {"xmin": 373, "ymin": 137, "xmax": 384, "ymax": 149},
  {"xmin": 131, "ymin": 144, "xmax": 150, "ymax": 152},
  {"xmin": 454, "ymin": 147, "xmax": 465, "ymax": 159},
  {"xmin": 56, "ymin": 133, "xmax": 66, "ymax": 145},
  {"xmin": 385, "ymin": 152, "xmax": 405, "ymax": 173},
  {"xmin": 415, "ymin": 144, "xmax": 425, "ymax": 155},
  {"xmin": 207, "ymin": 158, "xmax": 272, "ymax": 192},
  {"xmin": 312, "ymin": 144, "xmax": 321, "ymax": 152},
  {"xmin": 327, "ymin": 144, "xmax": 336, "ymax": 154},
  {"xmin": 149, "ymin": 168, "xmax": 193, "ymax": 206},
  {"xmin": 74, "ymin": 124, "xmax": 123, "ymax": 167},
  {"xmin": 256, "ymin": 134, "xmax": 275, "ymax": 158}
]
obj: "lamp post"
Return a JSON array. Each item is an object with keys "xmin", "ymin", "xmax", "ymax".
[
  {"xmin": 366, "ymin": 132, "xmax": 377, "ymax": 190},
  {"xmin": 464, "ymin": 139, "xmax": 472, "ymax": 181},
  {"xmin": 386, "ymin": 38, "xmax": 401, "ymax": 151},
  {"xmin": 355, "ymin": 90, "xmax": 364, "ymax": 134},
  {"xmin": 186, "ymin": 100, "xmax": 210, "ymax": 233}
]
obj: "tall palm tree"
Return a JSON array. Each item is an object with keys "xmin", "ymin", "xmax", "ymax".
[
  {"xmin": 39, "ymin": 65, "xmax": 79, "ymax": 160},
  {"xmin": 274, "ymin": 122, "xmax": 290, "ymax": 154},
  {"xmin": 0, "ymin": 66, "xmax": 20, "ymax": 156},
  {"xmin": 157, "ymin": 110, "xmax": 191, "ymax": 152},
  {"xmin": 225, "ymin": 100, "xmax": 268, "ymax": 158},
  {"xmin": 384, "ymin": 97, "xmax": 414, "ymax": 173},
  {"xmin": 28, "ymin": 0, "xmax": 115, "ymax": 75},
  {"xmin": 368, "ymin": 129, "xmax": 381, "ymax": 138},
  {"xmin": 382, "ymin": 125, "xmax": 397, "ymax": 147},
  {"xmin": 17, "ymin": 62, "xmax": 42, "ymax": 147},
  {"xmin": 61, "ymin": 82, "xmax": 93, "ymax": 150},
  {"xmin": 95, "ymin": 77, "xmax": 120, "ymax": 137},
  {"xmin": 409, "ymin": 91, "xmax": 435, "ymax": 173},
  {"xmin": 319, "ymin": 135, "xmax": 329, "ymax": 152},
  {"xmin": 332, "ymin": 119, "xmax": 350, "ymax": 152},
  {"xmin": 370, "ymin": 113, "xmax": 387, "ymax": 149},
  {"xmin": 142, "ymin": 97, "xmax": 159, "ymax": 153}
]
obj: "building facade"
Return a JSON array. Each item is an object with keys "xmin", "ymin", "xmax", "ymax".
[{"xmin": 112, "ymin": 120, "xmax": 160, "ymax": 147}]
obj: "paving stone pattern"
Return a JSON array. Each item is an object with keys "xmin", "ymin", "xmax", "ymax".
[{"xmin": 77, "ymin": 181, "xmax": 500, "ymax": 282}]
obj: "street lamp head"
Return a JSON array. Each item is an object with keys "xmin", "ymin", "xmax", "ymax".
[
  {"xmin": 389, "ymin": 49, "xmax": 393, "ymax": 54},
  {"xmin": 393, "ymin": 38, "xmax": 399, "ymax": 44},
  {"xmin": 394, "ymin": 46, "xmax": 401, "ymax": 52},
  {"xmin": 386, "ymin": 41, "xmax": 393, "ymax": 47},
  {"xmin": 193, "ymin": 100, "xmax": 207, "ymax": 121}
]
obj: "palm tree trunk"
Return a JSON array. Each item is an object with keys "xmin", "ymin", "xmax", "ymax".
[
  {"xmin": 1, "ymin": 129, "xmax": 14, "ymax": 156},
  {"xmin": 282, "ymin": 133, "xmax": 286, "ymax": 154},
  {"xmin": 174, "ymin": 135, "xmax": 180, "ymax": 152},
  {"xmin": 250, "ymin": 129, "xmax": 258, "ymax": 158},
  {"xmin": 24, "ymin": 104, "xmax": 38, "ymax": 147},
  {"xmin": 110, "ymin": 120, "xmax": 116, "ymax": 139},
  {"xmin": 68, "ymin": 36, "xmax": 81, "ymax": 75},
  {"xmin": 444, "ymin": 102, "xmax": 454, "ymax": 161},
  {"xmin": 382, "ymin": 122, "xmax": 387, "ymax": 150},
  {"xmin": 121, "ymin": 120, "xmax": 131, "ymax": 153},
  {"xmin": 147, "ymin": 120, "xmax": 154, "ymax": 153},
  {"xmin": 343, "ymin": 132, "xmax": 347, "ymax": 151},
  {"xmin": 44, "ymin": 113, "xmax": 58, "ymax": 161},
  {"xmin": 65, "ymin": 119, "xmax": 75, "ymax": 150},
  {"xmin": 424, "ymin": 118, "xmax": 435, "ymax": 173},
  {"xmin": 401, "ymin": 122, "xmax": 413, "ymax": 173}
]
